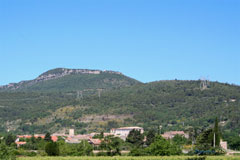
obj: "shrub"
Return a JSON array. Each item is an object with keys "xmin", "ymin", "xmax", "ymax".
[
  {"xmin": 96, "ymin": 152, "xmax": 108, "ymax": 156},
  {"xmin": 45, "ymin": 142, "xmax": 59, "ymax": 156},
  {"xmin": 0, "ymin": 143, "xmax": 16, "ymax": 160},
  {"xmin": 129, "ymin": 147, "xmax": 147, "ymax": 156},
  {"xmin": 146, "ymin": 135, "xmax": 182, "ymax": 156},
  {"xmin": 15, "ymin": 149, "xmax": 37, "ymax": 157}
]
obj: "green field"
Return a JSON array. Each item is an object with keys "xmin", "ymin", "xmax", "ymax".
[{"xmin": 18, "ymin": 156, "xmax": 240, "ymax": 160}]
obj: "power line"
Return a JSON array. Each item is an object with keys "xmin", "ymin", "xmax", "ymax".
[
  {"xmin": 97, "ymin": 89, "xmax": 103, "ymax": 99},
  {"xmin": 76, "ymin": 91, "xmax": 83, "ymax": 100}
]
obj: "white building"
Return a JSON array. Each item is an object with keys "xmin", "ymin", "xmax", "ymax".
[
  {"xmin": 220, "ymin": 139, "xmax": 228, "ymax": 150},
  {"xmin": 110, "ymin": 126, "xmax": 144, "ymax": 140},
  {"xmin": 162, "ymin": 131, "xmax": 189, "ymax": 139},
  {"xmin": 69, "ymin": 129, "xmax": 75, "ymax": 137}
]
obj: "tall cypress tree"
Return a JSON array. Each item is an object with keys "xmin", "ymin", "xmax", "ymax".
[{"xmin": 213, "ymin": 117, "xmax": 220, "ymax": 147}]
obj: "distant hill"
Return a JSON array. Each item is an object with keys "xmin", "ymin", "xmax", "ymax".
[
  {"xmin": 0, "ymin": 69, "xmax": 239, "ymax": 136},
  {"xmin": 78, "ymin": 80, "xmax": 240, "ymax": 133},
  {"xmin": 0, "ymin": 68, "xmax": 140, "ymax": 92}
]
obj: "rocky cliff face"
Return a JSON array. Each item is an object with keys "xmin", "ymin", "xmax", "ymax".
[{"xmin": 0, "ymin": 68, "xmax": 122, "ymax": 90}]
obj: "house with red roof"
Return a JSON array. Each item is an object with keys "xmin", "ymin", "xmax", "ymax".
[
  {"xmin": 17, "ymin": 134, "xmax": 58, "ymax": 142},
  {"xmin": 15, "ymin": 141, "xmax": 27, "ymax": 147},
  {"xmin": 88, "ymin": 138, "xmax": 102, "ymax": 147}
]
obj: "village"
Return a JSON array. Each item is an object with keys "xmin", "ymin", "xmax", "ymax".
[{"xmin": 14, "ymin": 126, "xmax": 228, "ymax": 152}]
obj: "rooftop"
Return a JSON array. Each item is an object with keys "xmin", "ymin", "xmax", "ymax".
[{"xmin": 115, "ymin": 126, "xmax": 143, "ymax": 130}]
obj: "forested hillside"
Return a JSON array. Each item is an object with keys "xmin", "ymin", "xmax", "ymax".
[
  {"xmin": 78, "ymin": 80, "xmax": 240, "ymax": 133},
  {"xmin": 0, "ymin": 69, "xmax": 239, "ymax": 136}
]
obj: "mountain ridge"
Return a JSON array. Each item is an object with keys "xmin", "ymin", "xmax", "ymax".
[
  {"xmin": 0, "ymin": 68, "xmax": 240, "ymax": 136},
  {"xmin": 0, "ymin": 68, "xmax": 137, "ymax": 92}
]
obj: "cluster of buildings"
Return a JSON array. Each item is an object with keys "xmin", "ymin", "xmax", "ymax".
[
  {"xmin": 15, "ymin": 126, "xmax": 227, "ymax": 150},
  {"xmin": 15, "ymin": 134, "xmax": 58, "ymax": 147},
  {"xmin": 15, "ymin": 127, "xmax": 144, "ymax": 147}
]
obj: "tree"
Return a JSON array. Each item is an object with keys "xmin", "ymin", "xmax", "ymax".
[
  {"xmin": 93, "ymin": 131, "xmax": 104, "ymax": 139},
  {"xmin": 30, "ymin": 135, "xmax": 36, "ymax": 143},
  {"xmin": 106, "ymin": 121, "xmax": 119, "ymax": 131},
  {"xmin": 223, "ymin": 131, "xmax": 240, "ymax": 150},
  {"xmin": 129, "ymin": 147, "xmax": 147, "ymax": 156},
  {"xmin": 228, "ymin": 137, "xmax": 240, "ymax": 150},
  {"xmin": 172, "ymin": 134, "xmax": 190, "ymax": 146},
  {"xmin": 146, "ymin": 135, "xmax": 181, "ymax": 156},
  {"xmin": 75, "ymin": 140, "xmax": 93, "ymax": 156},
  {"xmin": 195, "ymin": 127, "xmax": 225, "ymax": 155},
  {"xmin": 57, "ymin": 141, "xmax": 75, "ymax": 156},
  {"xmin": 5, "ymin": 134, "xmax": 16, "ymax": 146},
  {"xmin": 126, "ymin": 129, "xmax": 144, "ymax": 147},
  {"xmin": 100, "ymin": 135, "xmax": 122, "ymax": 156},
  {"xmin": 213, "ymin": 117, "xmax": 220, "ymax": 147},
  {"xmin": 45, "ymin": 142, "xmax": 59, "ymax": 156},
  {"xmin": 146, "ymin": 129, "xmax": 156, "ymax": 146},
  {"xmin": 196, "ymin": 118, "xmax": 222, "ymax": 151},
  {"xmin": 0, "ymin": 143, "xmax": 16, "ymax": 160},
  {"xmin": 44, "ymin": 132, "xmax": 52, "ymax": 142},
  {"xmin": 196, "ymin": 128, "xmax": 214, "ymax": 151}
]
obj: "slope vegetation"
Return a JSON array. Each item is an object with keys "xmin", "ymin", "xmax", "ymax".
[
  {"xmin": 0, "ymin": 70, "xmax": 239, "ymax": 135},
  {"xmin": 78, "ymin": 80, "xmax": 240, "ymax": 132}
]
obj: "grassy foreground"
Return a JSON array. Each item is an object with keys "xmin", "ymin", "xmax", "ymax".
[{"xmin": 18, "ymin": 156, "xmax": 240, "ymax": 160}]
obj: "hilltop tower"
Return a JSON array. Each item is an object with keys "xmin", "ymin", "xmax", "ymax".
[{"xmin": 200, "ymin": 77, "xmax": 210, "ymax": 90}]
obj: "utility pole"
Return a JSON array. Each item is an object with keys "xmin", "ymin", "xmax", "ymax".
[
  {"xmin": 97, "ymin": 89, "xmax": 103, "ymax": 99},
  {"xmin": 77, "ymin": 91, "xmax": 79, "ymax": 100},
  {"xmin": 77, "ymin": 91, "xmax": 83, "ymax": 100},
  {"xmin": 213, "ymin": 132, "xmax": 216, "ymax": 148},
  {"xmin": 158, "ymin": 125, "xmax": 162, "ymax": 135},
  {"xmin": 192, "ymin": 135, "xmax": 194, "ymax": 150},
  {"xmin": 80, "ymin": 91, "xmax": 83, "ymax": 99}
]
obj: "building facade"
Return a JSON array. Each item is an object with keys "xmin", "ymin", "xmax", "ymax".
[{"xmin": 110, "ymin": 126, "xmax": 144, "ymax": 140}]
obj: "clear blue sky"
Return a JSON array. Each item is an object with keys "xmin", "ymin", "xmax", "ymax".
[{"xmin": 0, "ymin": 0, "xmax": 239, "ymax": 85}]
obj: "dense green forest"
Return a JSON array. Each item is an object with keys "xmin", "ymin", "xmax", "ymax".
[
  {"xmin": 0, "ymin": 69, "xmax": 239, "ymax": 138},
  {"xmin": 78, "ymin": 80, "xmax": 240, "ymax": 132}
]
